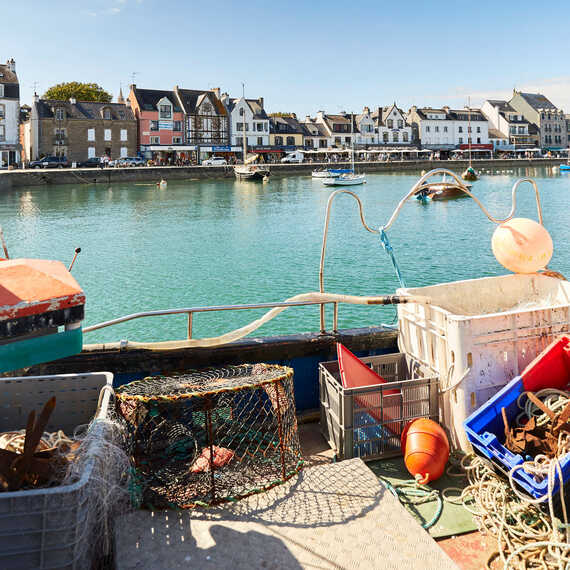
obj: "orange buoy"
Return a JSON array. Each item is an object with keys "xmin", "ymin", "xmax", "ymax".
[
  {"xmin": 401, "ymin": 419, "xmax": 449, "ymax": 484},
  {"xmin": 491, "ymin": 217, "xmax": 553, "ymax": 274}
]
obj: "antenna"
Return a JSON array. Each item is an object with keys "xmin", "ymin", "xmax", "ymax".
[
  {"xmin": 32, "ymin": 81, "xmax": 39, "ymax": 96},
  {"xmin": 242, "ymin": 82, "xmax": 245, "ymax": 99},
  {"xmin": 130, "ymin": 71, "xmax": 139, "ymax": 85}
]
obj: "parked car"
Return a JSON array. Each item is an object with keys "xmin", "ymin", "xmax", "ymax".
[
  {"xmin": 77, "ymin": 157, "xmax": 103, "ymax": 168},
  {"xmin": 202, "ymin": 156, "xmax": 227, "ymax": 166},
  {"xmin": 29, "ymin": 156, "xmax": 69, "ymax": 169},
  {"xmin": 120, "ymin": 157, "xmax": 146, "ymax": 167},
  {"xmin": 281, "ymin": 151, "xmax": 304, "ymax": 163}
]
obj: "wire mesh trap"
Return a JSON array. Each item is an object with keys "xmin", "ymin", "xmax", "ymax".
[{"xmin": 116, "ymin": 364, "xmax": 303, "ymax": 508}]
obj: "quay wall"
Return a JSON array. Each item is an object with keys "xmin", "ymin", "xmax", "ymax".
[{"xmin": 0, "ymin": 158, "xmax": 562, "ymax": 188}]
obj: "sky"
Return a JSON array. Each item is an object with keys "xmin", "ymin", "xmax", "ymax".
[{"xmin": 4, "ymin": 0, "xmax": 570, "ymax": 116}]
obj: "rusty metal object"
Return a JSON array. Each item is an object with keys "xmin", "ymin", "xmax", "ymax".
[{"xmin": 0, "ymin": 397, "xmax": 75, "ymax": 492}]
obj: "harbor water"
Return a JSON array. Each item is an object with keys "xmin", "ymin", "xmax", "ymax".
[{"xmin": 2, "ymin": 166, "xmax": 569, "ymax": 344}]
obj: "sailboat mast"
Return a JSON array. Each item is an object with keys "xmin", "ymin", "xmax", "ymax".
[
  {"xmin": 242, "ymin": 82, "xmax": 247, "ymax": 165},
  {"xmin": 467, "ymin": 96, "xmax": 472, "ymax": 166},
  {"xmin": 351, "ymin": 112, "xmax": 355, "ymax": 172}
]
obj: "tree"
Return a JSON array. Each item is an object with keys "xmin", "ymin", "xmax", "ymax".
[{"xmin": 43, "ymin": 82, "xmax": 112, "ymax": 103}]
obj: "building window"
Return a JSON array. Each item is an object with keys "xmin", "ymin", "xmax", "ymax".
[
  {"xmin": 459, "ymin": 137, "xmax": 463, "ymax": 144},
  {"xmin": 319, "ymin": 139, "xmax": 327, "ymax": 148},
  {"xmin": 173, "ymin": 121, "xmax": 182, "ymax": 132},
  {"xmin": 477, "ymin": 137, "xmax": 481, "ymax": 144},
  {"xmin": 393, "ymin": 132, "xmax": 399, "ymax": 142},
  {"xmin": 55, "ymin": 108, "xmax": 65, "ymax": 120},
  {"xmin": 476, "ymin": 126, "xmax": 481, "ymax": 133},
  {"xmin": 159, "ymin": 104, "xmax": 172, "ymax": 119},
  {"xmin": 335, "ymin": 137, "xmax": 341, "ymax": 146},
  {"xmin": 120, "ymin": 129, "xmax": 127, "ymax": 141},
  {"xmin": 397, "ymin": 120, "xmax": 403, "ymax": 128},
  {"xmin": 0, "ymin": 125, "xmax": 5, "ymax": 142},
  {"xmin": 403, "ymin": 132, "xmax": 409, "ymax": 142},
  {"xmin": 0, "ymin": 85, "xmax": 3, "ymax": 97},
  {"xmin": 120, "ymin": 147, "xmax": 128, "ymax": 158},
  {"xmin": 255, "ymin": 123, "xmax": 262, "ymax": 132},
  {"xmin": 150, "ymin": 121, "xmax": 158, "ymax": 131},
  {"xmin": 150, "ymin": 136, "xmax": 160, "ymax": 144},
  {"xmin": 345, "ymin": 137, "xmax": 350, "ymax": 144},
  {"xmin": 239, "ymin": 108, "xmax": 244, "ymax": 116},
  {"xmin": 286, "ymin": 136, "xmax": 295, "ymax": 145},
  {"xmin": 87, "ymin": 128, "xmax": 95, "ymax": 141},
  {"xmin": 383, "ymin": 132, "xmax": 389, "ymax": 143},
  {"xmin": 444, "ymin": 126, "xmax": 448, "ymax": 133},
  {"xmin": 104, "ymin": 129, "xmax": 112, "ymax": 141},
  {"xmin": 387, "ymin": 119, "xmax": 393, "ymax": 128},
  {"xmin": 103, "ymin": 108, "xmax": 111, "ymax": 120},
  {"xmin": 435, "ymin": 126, "xmax": 439, "ymax": 133},
  {"xmin": 425, "ymin": 126, "xmax": 430, "ymax": 132},
  {"xmin": 275, "ymin": 136, "xmax": 283, "ymax": 145},
  {"xmin": 118, "ymin": 110, "xmax": 125, "ymax": 120},
  {"xmin": 173, "ymin": 136, "xmax": 182, "ymax": 144},
  {"xmin": 257, "ymin": 137, "xmax": 263, "ymax": 145},
  {"xmin": 0, "ymin": 104, "xmax": 4, "ymax": 119},
  {"xmin": 458, "ymin": 126, "xmax": 463, "ymax": 133},
  {"xmin": 88, "ymin": 147, "xmax": 96, "ymax": 158}
]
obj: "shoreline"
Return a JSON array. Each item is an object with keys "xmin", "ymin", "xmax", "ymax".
[{"xmin": 0, "ymin": 157, "xmax": 563, "ymax": 190}]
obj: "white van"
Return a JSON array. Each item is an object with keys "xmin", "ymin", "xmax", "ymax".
[{"xmin": 281, "ymin": 151, "xmax": 304, "ymax": 163}]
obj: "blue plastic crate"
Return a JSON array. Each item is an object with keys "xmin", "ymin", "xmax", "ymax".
[{"xmin": 464, "ymin": 375, "xmax": 570, "ymax": 499}]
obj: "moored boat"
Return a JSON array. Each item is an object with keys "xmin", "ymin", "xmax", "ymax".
[
  {"xmin": 311, "ymin": 168, "xmax": 352, "ymax": 179},
  {"xmin": 322, "ymin": 173, "xmax": 366, "ymax": 186}
]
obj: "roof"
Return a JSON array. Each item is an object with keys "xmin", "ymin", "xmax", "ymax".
[
  {"xmin": 130, "ymin": 87, "xmax": 182, "ymax": 112},
  {"xmin": 488, "ymin": 128, "xmax": 507, "ymax": 139},
  {"xmin": 303, "ymin": 120, "xmax": 328, "ymax": 137},
  {"xmin": 227, "ymin": 98, "xmax": 268, "ymax": 120},
  {"xmin": 411, "ymin": 107, "xmax": 486, "ymax": 121},
  {"xmin": 0, "ymin": 62, "xmax": 17, "ymax": 85},
  {"xmin": 176, "ymin": 89, "xmax": 227, "ymax": 116},
  {"xmin": 517, "ymin": 92, "xmax": 558, "ymax": 111},
  {"xmin": 270, "ymin": 116, "xmax": 304, "ymax": 135},
  {"xmin": 35, "ymin": 99, "xmax": 135, "ymax": 121},
  {"xmin": 487, "ymin": 100, "xmax": 517, "ymax": 113}
]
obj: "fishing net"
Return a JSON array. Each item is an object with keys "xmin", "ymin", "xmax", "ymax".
[{"xmin": 116, "ymin": 364, "xmax": 303, "ymax": 508}]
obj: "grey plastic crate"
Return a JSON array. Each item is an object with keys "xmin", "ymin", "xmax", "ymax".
[
  {"xmin": 0, "ymin": 372, "xmax": 113, "ymax": 570},
  {"xmin": 319, "ymin": 353, "xmax": 439, "ymax": 460}
]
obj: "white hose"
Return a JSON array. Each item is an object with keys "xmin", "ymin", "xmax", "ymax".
[{"xmin": 84, "ymin": 291, "xmax": 431, "ymax": 351}]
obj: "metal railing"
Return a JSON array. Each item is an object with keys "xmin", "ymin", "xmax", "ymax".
[{"xmin": 83, "ymin": 299, "xmax": 344, "ymax": 338}]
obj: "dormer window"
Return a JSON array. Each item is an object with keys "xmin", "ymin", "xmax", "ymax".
[
  {"xmin": 102, "ymin": 107, "xmax": 111, "ymax": 120},
  {"xmin": 55, "ymin": 108, "xmax": 65, "ymax": 120},
  {"xmin": 158, "ymin": 98, "xmax": 172, "ymax": 119},
  {"xmin": 239, "ymin": 108, "xmax": 244, "ymax": 116}
]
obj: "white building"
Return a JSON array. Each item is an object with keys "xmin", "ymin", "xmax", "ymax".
[
  {"xmin": 314, "ymin": 111, "xmax": 353, "ymax": 148},
  {"xmin": 481, "ymin": 100, "xmax": 532, "ymax": 149},
  {"xmin": 222, "ymin": 95, "xmax": 270, "ymax": 148},
  {"xmin": 0, "ymin": 58, "xmax": 21, "ymax": 167},
  {"xmin": 302, "ymin": 117, "xmax": 329, "ymax": 149},
  {"xmin": 372, "ymin": 104, "xmax": 412, "ymax": 145},
  {"xmin": 407, "ymin": 106, "xmax": 489, "ymax": 149},
  {"xmin": 353, "ymin": 107, "xmax": 377, "ymax": 146}
]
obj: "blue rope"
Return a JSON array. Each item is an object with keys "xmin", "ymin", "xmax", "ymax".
[{"xmin": 379, "ymin": 228, "xmax": 407, "ymax": 288}]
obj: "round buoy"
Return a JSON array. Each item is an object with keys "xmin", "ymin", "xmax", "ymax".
[
  {"xmin": 420, "ymin": 170, "xmax": 427, "ymax": 176},
  {"xmin": 492, "ymin": 217, "xmax": 553, "ymax": 274},
  {"xmin": 401, "ymin": 418, "xmax": 449, "ymax": 484},
  {"xmin": 158, "ymin": 179, "xmax": 167, "ymax": 190}
]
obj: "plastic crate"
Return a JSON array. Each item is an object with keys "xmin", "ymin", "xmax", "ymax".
[
  {"xmin": 464, "ymin": 335, "xmax": 570, "ymax": 499},
  {"xmin": 319, "ymin": 353, "xmax": 439, "ymax": 460},
  {"xmin": 0, "ymin": 372, "xmax": 113, "ymax": 570},
  {"xmin": 397, "ymin": 274, "xmax": 570, "ymax": 451}
]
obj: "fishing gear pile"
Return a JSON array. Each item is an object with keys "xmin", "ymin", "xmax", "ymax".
[{"xmin": 116, "ymin": 364, "xmax": 303, "ymax": 508}]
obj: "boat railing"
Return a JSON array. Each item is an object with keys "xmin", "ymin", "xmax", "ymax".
[{"xmin": 82, "ymin": 299, "xmax": 345, "ymax": 339}]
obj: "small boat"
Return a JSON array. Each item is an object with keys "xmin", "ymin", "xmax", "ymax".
[
  {"xmin": 321, "ymin": 113, "xmax": 366, "ymax": 186},
  {"xmin": 559, "ymin": 164, "xmax": 570, "ymax": 171},
  {"xmin": 416, "ymin": 180, "xmax": 472, "ymax": 201},
  {"xmin": 322, "ymin": 173, "xmax": 366, "ymax": 186},
  {"xmin": 234, "ymin": 163, "xmax": 270, "ymax": 181},
  {"xmin": 312, "ymin": 168, "xmax": 352, "ymax": 179}
]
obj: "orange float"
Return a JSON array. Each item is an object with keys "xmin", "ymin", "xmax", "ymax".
[
  {"xmin": 401, "ymin": 418, "xmax": 449, "ymax": 484},
  {"xmin": 491, "ymin": 217, "xmax": 553, "ymax": 274}
]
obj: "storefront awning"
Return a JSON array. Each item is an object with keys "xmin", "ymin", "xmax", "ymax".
[{"xmin": 146, "ymin": 145, "xmax": 197, "ymax": 151}]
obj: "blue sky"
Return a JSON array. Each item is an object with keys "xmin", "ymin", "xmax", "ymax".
[{"xmin": 5, "ymin": 0, "xmax": 570, "ymax": 115}]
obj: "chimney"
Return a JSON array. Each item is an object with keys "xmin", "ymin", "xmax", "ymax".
[
  {"xmin": 443, "ymin": 106, "xmax": 450, "ymax": 112},
  {"xmin": 69, "ymin": 97, "xmax": 76, "ymax": 105},
  {"xmin": 33, "ymin": 92, "xmax": 39, "ymax": 103},
  {"xmin": 305, "ymin": 115, "xmax": 311, "ymax": 122},
  {"xmin": 213, "ymin": 87, "xmax": 221, "ymax": 99},
  {"xmin": 6, "ymin": 58, "xmax": 15, "ymax": 72},
  {"xmin": 291, "ymin": 112, "xmax": 297, "ymax": 119},
  {"xmin": 363, "ymin": 106, "xmax": 370, "ymax": 114},
  {"xmin": 258, "ymin": 97, "xmax": 264, "ymax": 108}
]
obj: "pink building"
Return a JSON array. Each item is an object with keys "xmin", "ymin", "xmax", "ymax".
[{"xmin": 128, "ymin": 86, "xmax": 186, "ymax": 163}]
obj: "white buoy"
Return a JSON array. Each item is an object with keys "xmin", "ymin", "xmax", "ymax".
[
  {"xmin": 263, "ymin": 175, "xmax": 270, "ymax": 183},
  {"xmin": 158, "ymin": 179, "xmax": 167, "ymax": 190}
]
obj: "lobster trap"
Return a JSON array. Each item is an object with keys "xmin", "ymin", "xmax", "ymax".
[{"xmin": 116, "ymin": 364, "xmax": 303, "ymax": 508}]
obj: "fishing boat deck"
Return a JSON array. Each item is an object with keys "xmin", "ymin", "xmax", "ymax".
[{"xmin": 114, "ymin": 422, "xmax": 468, "ymax": 570}]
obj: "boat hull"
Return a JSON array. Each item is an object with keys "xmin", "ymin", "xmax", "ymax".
[
  {"xmin": 322, "ymin": 174, "xmax": 366, "ymax": 186},
  {"xmin": 234, "ymin": 167, "xmax": 270, "ymax": 181},
  {"xmin": 559, "ymin": 164, "xmax": 570, "ymax": 171}
]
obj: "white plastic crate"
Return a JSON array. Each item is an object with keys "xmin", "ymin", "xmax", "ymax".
[
  {"xmin": 397, "ymin": 274, "xmax": 570, "ymax": 451},
  {"xmin": 0, "ymin": 372, "xmax": 113, "ymax": 570},
  {"xmin": 319, "ymin": 353, "xmax": 439, "ymax": 460}
]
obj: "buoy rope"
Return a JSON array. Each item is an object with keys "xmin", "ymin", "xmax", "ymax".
[{"xmin": 379, "ymin": 228, "xmax": 407, "ymax": 288}]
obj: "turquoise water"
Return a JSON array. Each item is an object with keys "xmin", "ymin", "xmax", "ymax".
[{"xmin": 1, "ymin": 166, "xmax": 568, "ymax": 344}]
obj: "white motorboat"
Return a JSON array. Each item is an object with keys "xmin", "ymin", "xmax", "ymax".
[
  {"xmin": 312, "ymin": 168, "xmax": 352, "ymax": 179},
  {"xmin": 322, "ymin": 173, "xmax": 367, "ymax": 186}
]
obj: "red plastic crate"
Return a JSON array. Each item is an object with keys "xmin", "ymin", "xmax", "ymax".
[{"xmin": 521, "ymin": 335, "xmax": 570, "ymax": 392}]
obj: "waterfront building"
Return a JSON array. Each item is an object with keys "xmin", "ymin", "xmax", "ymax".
[
  {"xmin": 269, "ymin": 115, "xmax": 305, "ymax": 148},
  {"xmin": 353, "ymin": 107, "xmax": 377, "ymax": 147},
  {"xmin": 302, "ymin": 117, "xmax": 329, "ymax": 150},
  {"xmin": 509, "ymin": 90, "xmax": 567, "ymax": 151},
  {"xmin": 22, "ymin": 96, "xmax": 136, "ymax": 163},
  {"xmin": 488, "ymin": 128, "xmax": 510, "ymax": 151},
  {"xmin": 371, "ymin": 104, "xmax": 412, "ymax": 146},
  {"xmin": 407, "ymin": 106, "xmax": 489, "ymax": 151},
  {"xmin": 0, "ymin": 58, "xmax": 21, "ymax": 167},
  {"xmin": 128, "ymin": 86, "xmax": 186, "ymax": 163},
  {"xmin": 314, "ymin": 111, "xmax": 353, "ymax": 148},
  {"xmin": 174, "ymin": 86, "xmax": 230, "ymax": 163},
  {"xmin": 222, "ymin": 95, "xmax": 270, "ymax": 152},
  {"xmin": 481, "ymin": 100, "xmax": 532, "ymax": 150}
]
